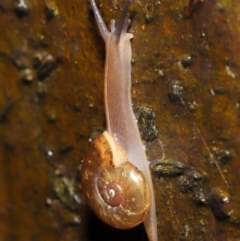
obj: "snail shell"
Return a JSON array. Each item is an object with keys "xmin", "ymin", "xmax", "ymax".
[{"xmin": 81, "ymin": 131, "xmax": 151, "ymax": 229}]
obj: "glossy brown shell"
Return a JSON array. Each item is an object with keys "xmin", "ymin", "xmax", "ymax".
[{"xmin": 81, "ymin": 131, "xmax": 151, "ymax": 229}]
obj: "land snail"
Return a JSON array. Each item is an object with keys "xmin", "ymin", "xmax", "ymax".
[
  {"xmin": 81, "ymin": 131, "xmax": 151, "ymax": 229},
  {"xmin": 81, "ymin": 0, "xmax": 157, "ymax": 239}
]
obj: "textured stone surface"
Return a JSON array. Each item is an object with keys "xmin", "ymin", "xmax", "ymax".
[{"xmin": 0, "ymin": 0, "xmax": 240, "ymax": 240}]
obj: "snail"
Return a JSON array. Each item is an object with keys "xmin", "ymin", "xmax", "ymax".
[
  {"xmin": 81, "ymin": 131, "xmax": 151, "ymax": 229},
  {"xmin": 81, "ymin": 0, "xmax": 158, "ymax": 240}
]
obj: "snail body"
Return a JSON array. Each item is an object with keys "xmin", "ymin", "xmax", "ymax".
[
  {"xmin": 81, "ymin": 131, "xmax": 151, "ymax": 229},
  {"xmin": 81, "ymin": 0, "xmax": 158, "ymax": 240}
]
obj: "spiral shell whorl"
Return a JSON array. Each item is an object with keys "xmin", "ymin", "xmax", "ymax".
[{"xmin": 81, "ymin": 131, "xmax": 151, "ymax": 229}]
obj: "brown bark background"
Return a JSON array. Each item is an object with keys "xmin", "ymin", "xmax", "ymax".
[{"xmin": 0, "ymin": 0, "xmax": 240, "ymax": 240}]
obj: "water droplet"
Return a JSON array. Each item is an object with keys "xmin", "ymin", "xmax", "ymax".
[
  {"xmin": 188, "ymin": 101, "xmax": 197, "ymax": 112},
  {"xmin": 21, "ymin": 68, "xmax": 34, "ymax": 83},
  {"xmin": 181, "ymin": 54, "xmax": 193, "ymax": 68},
  {"xmin": 168, "ymin": 79, "xmax": 184, "ymax": 102},
  {"xmin": 45, "ymin": 197, "xmax": 53, "ymax": 207},
  {"xmin": 47, "ymin": 112, "xmax": 57, "ymax": 123},
  {"xmin": 45, "ymin": 4, "xmax": 59, "ymax": 20},
  {"xmin": 32, "ymin": 53, "xmax": 42, "ymax": 69},
  {"xmin": 208, "ymin": 188, "xmax": 232, "ymax": 220},
  {"xmin": 36, "ymin": 52, "xmax": 58, "ymax": 80},
  {"xmin": 212, "ymin": 147, "xmax": 233, "ymax": 164},
  {"xmin": 47, "ymin": 150, "xmax": 53, "ymax": 157},
  {"xmin": 144, "ymin": 5, "xmax": 154, "ymax": 23},
  {"xmin": 14, "ymin": 0, "xmax": 29, "ymax": 18}
]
